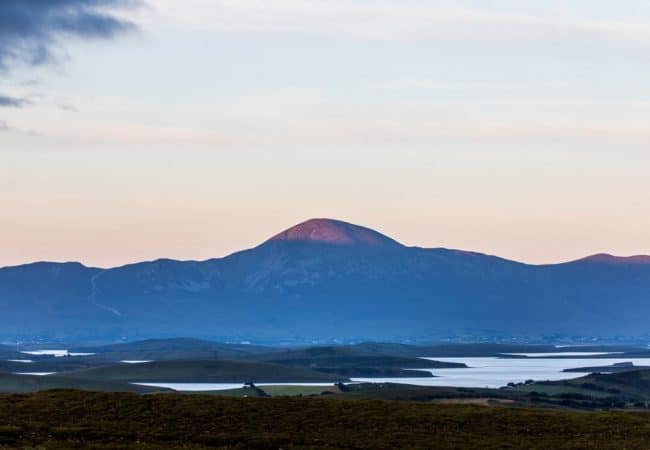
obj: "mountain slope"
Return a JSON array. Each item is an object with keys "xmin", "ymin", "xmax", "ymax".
[{"xmin": 1, "ymin": 218, "xmax": 649, "ymax": 342}]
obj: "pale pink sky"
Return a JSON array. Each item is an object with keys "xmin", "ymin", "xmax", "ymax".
[
  {"xmin": 1, "ymin": 146, "xmax": 648, "ymax": 268},
  {"xmin": 1, "ymin": 1, "xmax": 650, "ymax": 267}
]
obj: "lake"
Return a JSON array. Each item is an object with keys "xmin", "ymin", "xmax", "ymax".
[
  {"xmin": 20, "ymin": 350, "xmax": 95, "ymax": 357},
  {"xmin": 134, "ymin": 382, "xmax": 338, "ymax": 391},
  {"xmin": 352, "ymin": 356, "xmax": 650, "ymax": 388},
  {"xmin": 133, "ymin": 353, "xmax": 650, "ymax": 391}
]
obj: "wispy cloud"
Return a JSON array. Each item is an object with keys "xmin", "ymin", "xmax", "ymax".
[
  {"xmin": 57, "ymin": 103, "xmax": 79, "ymax": 112},
  {"xmin": 0, "ymin": 0, "xmax": 141, "ymax": 71},
  {"xmin": 0, "ymin": 1, "xmax": 141, "ymax": 137},
  {"xmin": 38, "ymin": 89, "xmax": 650, "ymax": 150},
  {"xmin": 0, "ymin": 95, "xmax": 32, "ymax": 108},
  {"xmin": 152, "ymin": 0, "xmax": 650, "ymax": 46},
  {"xmin": 0, "ymin": 119, "xmax": 40, "ymax": 136},
  {"xmin": 375, "ymin": 80, "xmax": 572, "ymax": 91}
]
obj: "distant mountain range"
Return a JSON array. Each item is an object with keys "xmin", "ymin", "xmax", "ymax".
[{"xmin": 1, "ymin": 218, "xmax": 649, "ymax": 343}]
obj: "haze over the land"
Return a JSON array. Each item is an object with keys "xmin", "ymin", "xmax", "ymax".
[{"xmin": 1, "ymin": 1, "xmax": 650, "ymax": 267}]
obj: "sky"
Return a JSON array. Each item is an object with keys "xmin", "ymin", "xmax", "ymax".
[{"xmin": 1, "ymin": 0, "xmax": 649, "ymax": 268}]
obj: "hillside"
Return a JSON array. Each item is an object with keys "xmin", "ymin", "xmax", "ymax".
[
  {"xmin": 564, "ymin": 363, "xmax": 650, "ymax": 373},
  {"xmin": 246, "ymin": 346, "xmax": 464, "ymax": 377},
  {"xmin": 0, "ymin": 341, "xmax": 470, "ymax": 380},
  {"xmin": 0, "ymin": 339, "xmax": 287, "ymax": 374},
  {"xmin": 0, "ymin": 345, "xmax": 26, "ymax": 360},
  {"xmin": 62, "ymin": 359, "xmax": 347, "ymax": 383},
  {"xmin": 348, "ymin": 342, "xmax": 561, "ymax": 357},
  {"xmin": 72, "ymin": 338, "xmax": 279, "ymax": 360},
  {"xmin": 1, "ymin": 218, "xmax": 649, "ymax": 342},
  {"xmin": 511, "ymin": 369, "xmax": 650, "ymax": 406},
  {"xmin": 0, "ymin": 373, "xmax": 169, "ymax": 394}
]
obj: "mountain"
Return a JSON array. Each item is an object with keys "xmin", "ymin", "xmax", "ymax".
[
  {"xmin": 266, "ymin": 218, "xmax": 402, "ymax": 248},
  {"xmin": 1, "ymin": 218, "xmax": 649, "ymax": 342},
  {"xmin": 577, "ymin": 253, "xmax": 650, "ymax": 264}
]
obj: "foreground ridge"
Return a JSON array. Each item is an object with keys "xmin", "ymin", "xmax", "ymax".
[{"xmin": 1, "ymin": 390, "xmax": 650, "ymax": 449}]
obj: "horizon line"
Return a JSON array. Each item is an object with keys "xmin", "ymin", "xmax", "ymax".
[{"xmin": 3, "ymin": 217, "xmax": 649, "ymax": 270}]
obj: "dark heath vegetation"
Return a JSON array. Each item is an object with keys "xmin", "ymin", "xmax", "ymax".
[{"xmin": 3, "ymin": 390, "xmax": 650, "ymax": 449}]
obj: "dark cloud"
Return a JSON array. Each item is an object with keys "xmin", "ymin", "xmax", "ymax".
[
  {"xmin": 0, "ymin": 0, "xmax": 140, "ymax": 71},
  {"xmin": 0, "ymin": 1, "xmax": 140, "ymax": 135},
  {"xmin": 0, "ymin": 95, "xmax": 32, "ymax": 108}
]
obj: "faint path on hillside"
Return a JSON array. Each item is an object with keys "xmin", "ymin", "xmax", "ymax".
[{"xmin": 88, "ymin": 271, "xmax": 122, "ymax": 317}]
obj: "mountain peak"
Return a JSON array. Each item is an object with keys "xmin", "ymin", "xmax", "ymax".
[
  {"xmin": 265, "ymin": 218, "xmax": 403, "ymax": 248},
  {"xmin": 580, "ymin": 253, "xmax": 650, "ymax": 264}
]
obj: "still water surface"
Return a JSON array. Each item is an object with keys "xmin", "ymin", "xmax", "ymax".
[
  {"xmin": 134, "ymin": 382, "xmax": 337, "ymax": 391},
  {"xmin": 351, "ymin": 356, "xmax": 650, "ymax": 388},
  {"xmin": 133, "ymin": 354, "xmax": 650, "ymax": 391}
]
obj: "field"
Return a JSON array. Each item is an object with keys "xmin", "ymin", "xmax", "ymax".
[
  {"xmin": 257, "ymin": 384, "xmax": 341, "ymax": 396},
  {"xmin": 2, "ymin": 390, "xmax": 650, "ymax": 449}
]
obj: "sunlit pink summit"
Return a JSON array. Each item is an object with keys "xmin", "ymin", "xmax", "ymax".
[{"xmin": 267, "ymin": 218, "xmax": 402, "ymax": 248}]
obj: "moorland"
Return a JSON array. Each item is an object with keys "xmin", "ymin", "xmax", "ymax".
[{"xmin": 2, "ymin": 389, "xmax": 650, "ymax": 449}]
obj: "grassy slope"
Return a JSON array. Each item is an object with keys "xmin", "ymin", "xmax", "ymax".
[
  {"xmin": 13, "ymin": 341, "xmax": 643, "ymax": 379},
  {"xmin": 315, "ymin": 367, "xmax": 434, "ymax": 377},
  {"xmin": 0, "ymin": 339, "xmax": 288, "ymax": 374},
  {"xmin": 62, "ymin": 359, "xmax": 348, "ymax": 383},
  {"xmin": 350, "ymin": 342, "xmax": 558, "ymax": 357},
  {"xmin": 0, "ymin": 356, "xmax": 436, "ymax": 379},
  {"xmin": 0, "ymin": 358, "xmax": 106, "ymax": 373},
  {"xmin": 3, "ymin": 390, "xmax": 650, "ymax": 449},
  {"xmin": 564, "ymin": 370, "xmax": 650, "ymax": 399},
  {"xmin": 251, "ymin": 346, "xmax": 464, "ymax": 367},
  {"xmin": 260, "ymin": 385, "xmax": 341, "ymax": 397},
  {"xmin": 332, "ymin": 379, "xmax": 650, "ymax": 410},
  {"xmin": 183, "ymin": 387, "xmax": 266, "ymax": 397},
  {"xmin": 0, "ymin": 345, "xmax": 29, "ymax": 360},
  {"xmin": 1, "ymin": 343, "xmax": 460, "ymax": 380},
  {"xmin": 187, "ymin": 385, "xmax": 343, "ymax": 397},
  {"xmin": 509, "ymin": 369, "xmax": 650, "ymax": 406},
  {"xmin": 71, "ymin": 338, "xmax": 281, "ymax": 361},
  {"xmin": 245, "ymin": 346, "xmax": 463, "ymax": 377},
  {"xmin": 333, "ymin": 382, "xmax": 530, "ymax": 403},
  {"xmin": 351, "ymin": 343, "xmax": 648, "ymax": 358},
  {"xmin": 0, "ymin": 373, "xmax": 169, "ymax": 394},
  {"xmin": 564, "ymin": 364, "xmax": 650, "ymax": 373}
]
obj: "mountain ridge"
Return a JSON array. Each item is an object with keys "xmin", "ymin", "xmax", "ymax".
[
  {"xmin": 1, "ymin": 218, "xmax": 649, "ymax": 342},
  {"xmin": 3, "ymin": 218, "xmax": 648, "ymax": 271},
  {"xmin": 573, "ymin": 253, "xmax": 650, "ymax": 264}
]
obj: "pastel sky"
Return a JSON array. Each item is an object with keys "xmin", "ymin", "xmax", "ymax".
[{"xmin": 1, "ymin": 0, "xmax": 649, "ymax": 268}]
